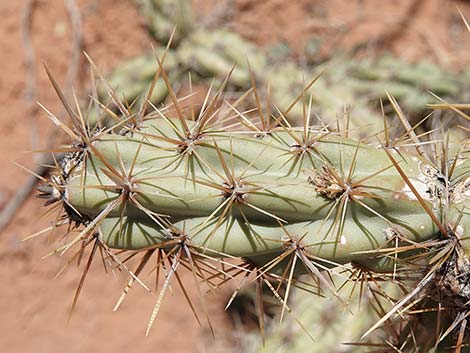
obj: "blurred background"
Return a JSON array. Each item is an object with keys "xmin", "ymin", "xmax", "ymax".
[{"xmin": 0, "ymin": 1, "xmax": 470, "ymax": 352}]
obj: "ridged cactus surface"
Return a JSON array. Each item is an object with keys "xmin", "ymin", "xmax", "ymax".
[{"xmin": 62, "ymin": 116, "xmax": 468, "ymax": 267}]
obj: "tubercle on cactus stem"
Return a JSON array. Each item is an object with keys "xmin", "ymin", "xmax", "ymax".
[{"xmin": 31, "ymin": 50, "xmax": 470, "ymax": 345}]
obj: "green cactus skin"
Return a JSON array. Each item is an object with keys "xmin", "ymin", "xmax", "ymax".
[
  {"xmin": 133, "ymin": 0, "xmax": 193, "ymax": 44},
  {"xmin": 63, "ymin": 116, "xmax": 461, "ymax": 265}
]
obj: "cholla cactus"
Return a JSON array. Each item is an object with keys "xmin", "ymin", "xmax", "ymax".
[{"xmin": 32, "ymin": 48, "xmax": 470, "ymax": 352}]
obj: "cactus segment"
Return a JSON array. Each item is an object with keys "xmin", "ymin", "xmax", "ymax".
[{"xmin": 56, "ymin": 116, "xmax": 467, "ymax": 268}]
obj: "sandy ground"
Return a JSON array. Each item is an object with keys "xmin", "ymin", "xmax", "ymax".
[{"xmin": 0, "ymin": 1, "xmax": 469, "ymax": 352}]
